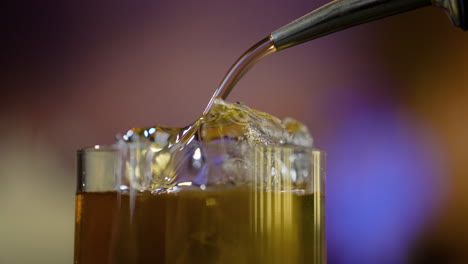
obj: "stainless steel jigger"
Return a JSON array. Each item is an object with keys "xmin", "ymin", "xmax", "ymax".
[{"xmin": 271, "ymin": 0, "xmax": 467, "ymax": 50}]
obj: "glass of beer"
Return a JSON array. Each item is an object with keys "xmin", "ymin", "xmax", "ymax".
[{"xmin": 74, "ymin": 142, "xmax": 325, "ymax": 264}]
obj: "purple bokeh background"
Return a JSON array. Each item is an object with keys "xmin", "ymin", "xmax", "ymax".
[{"xmin": 2, "ymin": 1, "xmax": 467, "ymax": 263}]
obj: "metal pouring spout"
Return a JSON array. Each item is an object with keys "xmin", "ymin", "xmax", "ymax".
[{"xmin": 270, "ymin": 0, "xmax": 467, "ymax": 51}]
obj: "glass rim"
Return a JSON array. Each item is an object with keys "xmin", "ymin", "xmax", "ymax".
[{"xmin": 77, "ymin": 143, "xmax": 325, "ymax": 154}]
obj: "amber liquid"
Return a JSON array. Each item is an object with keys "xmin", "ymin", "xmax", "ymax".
[{"xmin": 74, "ymin": 189, "xmax": 324, "ymax": 264}]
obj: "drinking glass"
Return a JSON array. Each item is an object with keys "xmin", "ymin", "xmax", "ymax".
[{"xmin": 74, "ymin": 142, "xmax": 325, "ymax": 264}]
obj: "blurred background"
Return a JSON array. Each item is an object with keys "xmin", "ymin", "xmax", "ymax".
[{"xmin": 1, "ymin": 0, "xmax": 467, "ymax": 263}]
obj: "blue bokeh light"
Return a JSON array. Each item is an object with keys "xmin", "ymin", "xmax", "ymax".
[{"xmin": 323, "ymin": 100, "xmax": 445, "ymax": 264}]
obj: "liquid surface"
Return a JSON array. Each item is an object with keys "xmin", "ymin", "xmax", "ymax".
[{"xmin": 75, "ymin": 189, "xmax": 325, "ymax": 264}]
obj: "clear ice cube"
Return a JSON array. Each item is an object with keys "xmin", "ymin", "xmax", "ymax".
[
  {"xmin": 200, "ymin": 98, "xmax": 313, "ymax": 147},
  {"xmin": 118, "ymin": 98, "xmax": 314, "ymax": 190}
]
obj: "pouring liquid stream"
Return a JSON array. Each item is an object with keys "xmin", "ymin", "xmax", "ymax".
[
  {"xmin": 125, "ymin": 37, "xmax": 277, "ymax": 148},
  {"xmin": 122, "ymin": 37, "xmax": 278, "ymax": 184},
  {"xmin": 203, "ymin": 37, "xmax": 277, "ymax": 114},
  {"xmin": 177, "ymin": 37, "xmax": 277, "ymax": 145}
]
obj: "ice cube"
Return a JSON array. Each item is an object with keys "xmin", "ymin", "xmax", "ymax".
[
  {"xmin": 122, "ymin": 98, "xmax": 313, "ymax": 148},
  {"xmin": 122, "ymin": 125, "xmax": 184, "ymax": 146},
  {"xmin": 201, "ymin": 98, "xmax": 311, "ymax": 146},
  {"xmin": 118, "ymin": 98, "xmax": 314, "ymax": 189},
  {"xmin": 283, "ymin": 117, "xmax": 313, "ymax": 147}
]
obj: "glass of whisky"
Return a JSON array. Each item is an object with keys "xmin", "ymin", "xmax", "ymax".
[{"xmin": 74, "ymin": 142, "xmax": 325, "ymax": 264}]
